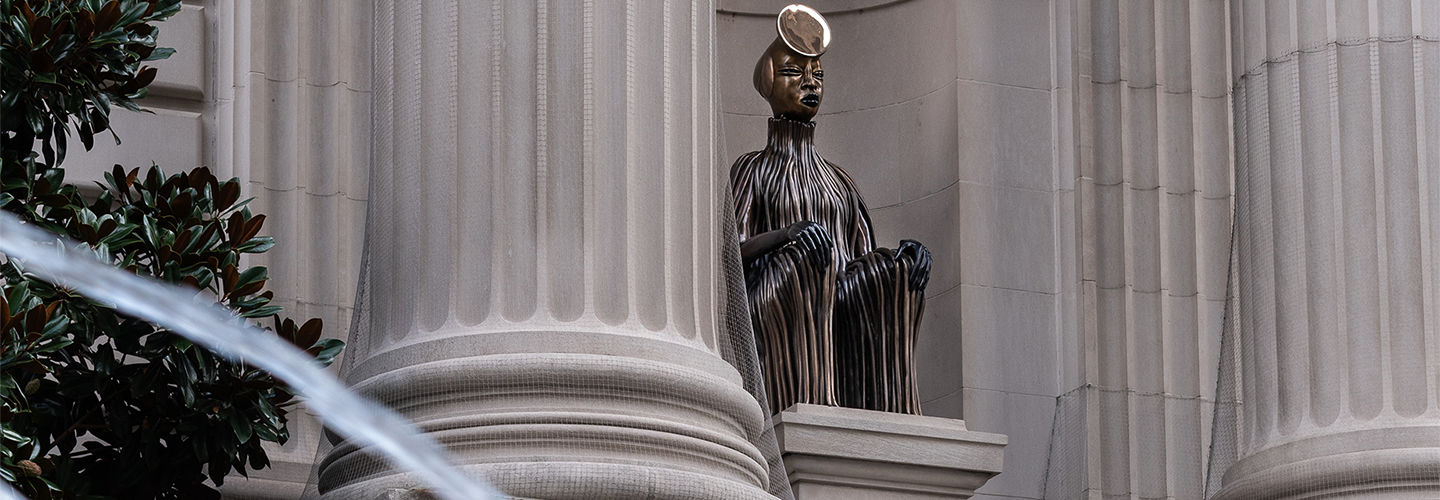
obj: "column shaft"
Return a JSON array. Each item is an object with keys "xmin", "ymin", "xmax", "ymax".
[
  {"xmin": 319, "ymin": 1, "xmax": 769, "ymax": 497},
  {"xmin": 1219, "ymin": 1, "xmax": 1440, "ymax": 497}
]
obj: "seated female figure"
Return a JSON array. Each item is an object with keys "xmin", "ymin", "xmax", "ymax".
[{"xmin": 731, "ymin": 8, "xmax": 931, "ymax": 414}]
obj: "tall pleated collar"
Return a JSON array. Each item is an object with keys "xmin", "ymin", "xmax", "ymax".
[{"xmin": 764, "ymin": 117, "xmax": 818, "ymax": 160}]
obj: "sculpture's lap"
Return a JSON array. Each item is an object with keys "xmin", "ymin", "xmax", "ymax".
[
  {"xmin": 836, "ymin": 248, "xmax": 926, "ymax": 414},
  {"xmin": 747, "ymin": 238, "xmax": 928, "ymax": 415},
  {"xmin": 748, "ymin": 243, "xmax": 837, "ymax": 412}
]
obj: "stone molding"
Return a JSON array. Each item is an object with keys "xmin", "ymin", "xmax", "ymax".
[
  {"xmin": 319, "ymin": 335, "xmax": 771, "ymax": 497},
  {"xmin": 1214, "ymin": 426, "xmax": 1440, "ymax": 499},
  {"xmin": 773, "ymin": 404, "xmax": 1006, "ymax": 499}
]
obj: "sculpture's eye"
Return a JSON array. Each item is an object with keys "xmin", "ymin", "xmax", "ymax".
[
  {"xmin": 813, "ymin": 70, "xmax": 823, "ymax": 81},
  {"xmin": 779, "ymin": 66, "xmax": 802, "ymax": 76}
]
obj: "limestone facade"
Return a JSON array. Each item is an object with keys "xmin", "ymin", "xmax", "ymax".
[{"xmin": 56, "ymin": 1, "xmax": 1440, "ymax": 499}]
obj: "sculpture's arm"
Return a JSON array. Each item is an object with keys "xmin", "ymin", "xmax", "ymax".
[{"xmin": 741, "ymin": 221, "xmax": 833, "ymax": 269}]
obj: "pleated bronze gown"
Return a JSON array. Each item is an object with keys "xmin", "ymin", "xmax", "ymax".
[{"xmin": 732, "ymin": 117, "xmax": 927, "ymax": 414}]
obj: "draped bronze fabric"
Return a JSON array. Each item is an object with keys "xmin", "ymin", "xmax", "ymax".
[{"xmin": 732, "ymin": 118, "xmax": 927, "ymax": 414}]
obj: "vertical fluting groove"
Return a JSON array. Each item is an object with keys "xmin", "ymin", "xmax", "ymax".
[
  {"xmin": 455, "ymin": 0, "xmax": 492, "ymax": 326},
  {"xmin": 1163, "ymin": 2, "xmax": 1201, "ymax": 493},
  {"xmin": 1335, "ymin": 0, "xmax": 1384, "ymax": 420},
  {"xmin": 1323, "ymin": 0, "xmax": 1351, "ymax": 425},
  {"xmin": 1127, "ymin": 2, "xmax": 1166, "ymax": 496},
  {"xmin": 1297, "ymin": 0, "xmax": 1342, "ymax": 427},
  {"xmin": 692, "ymin": 0, "xmax": 716, "ymax": 349},
  {"xmin": 417, "ymin": 0, "xmax": 457, "ymax": 332},
  {"xmin": 303, "ymin": 1, "xmax": 329, "ymax": 197},
  {"xmin": 1193, "ymin": 12, "xmax": 1232, "ymax": 466},
  {"xmin": 1091, "ymin": 0, "xmax": 1130, "ymax": 493},
  {"xmin": 499, "ymin": 0, "xmax": 538, "ymax": 322},
  {"xmin": 1366, "ymin": 0, "xmax": 1394, "ymax": 417},
  {"xmin": 296, "ymin": 0, "xmax": 321, "ymax": 311},
  {"xmin": 593, "ymin": 0, "xmax": 628, "ymax": 326},
  {"xmin": 258, "ymin": 0, "xmax": 300, "ymax": 306},
  {"xmin": 544, "ymin": 0, "xmax": 585, "ymax": 323},
  {"xmin": 663, "ymin": 0, "xmax": 696, "ymax": 339},
  {"xmin": 581, "ymin": 0, "xmax": 597, "ymax": 322},
  {"xmin": 488, "ymin": 0, "xmax": 509, "ymax": 325},
  {"xmin": 1263, "ymin": 1, "xmax": 1309, "ymax": 435},
  {"xmin": 391, "ymin": 1, "xmax": 422, "ymax": 338},
  {"xmin": 629, "ymin": 0, "xmax": 668, "ymax": 331},
  {"xmin": 1235, "ymin": 78, "xmax": 1262, "ymax": 453},
  {"xmin": 1243, "ymin": 61, "xmax": 1281, "ymax": 448},
  {"xmin": 1251, "ymin": 64, "xmax": 1282, "ymax": 445},
  {"xmin": 1378, "ymin": 0, "xmax": 1427, "ymax": 417},
  {"xmin": 369, "ymin": 0, "xmax": 394, "ymax": 355},
  {"xmin": 624, "ymin": 0, "xmax": 639, "ymax": 324},
  {"xmin": 1231, "ymin": 0, "xmax": 1258, "ymax": 454},
  {"xmin": 534, "ymin": 0, "xmax": 551, "ymax": 319}
]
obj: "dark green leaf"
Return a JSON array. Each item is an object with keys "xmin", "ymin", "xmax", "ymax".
[
  {"xmin": 228, "ymin": 413, "xmax": 252, "ymax": 443},
  {"xmin": 310, "ymin": 339, "xmax": 345, "ymax": 366},
  {"xmin": 145, "ymin": 46, "xmax": 174, "ymax": 61}
]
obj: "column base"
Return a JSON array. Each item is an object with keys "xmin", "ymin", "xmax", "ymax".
[
  {"xmin": 773, "ymin": 404, "xmax": 1006, "ymax": 499},
  {"xmin": 1213, "ymin": 425, "xmax": 1440, "ymax": 500},
  {"xmin": 323, "ymin": 462, "xmax": 773, "ymax": 499},
  {"xmin": 318, "ymin": 331, "xmax": 773, "ymax": 499}
]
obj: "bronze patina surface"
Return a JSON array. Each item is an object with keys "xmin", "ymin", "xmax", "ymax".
[{"xmin": 732, "ymin": 5, "xmax": 931, "ymax": 415}]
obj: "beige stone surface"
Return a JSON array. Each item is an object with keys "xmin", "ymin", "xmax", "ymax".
[
  {"xmin": 74, "ymin": 0, "xmax": 1440, "ymax": 498},
  {"xmin": 1215, "ymin": 1, "xmax": 1440, "ymax": 497},
  {"xmin": 774, "ymin": 404, "xmax": 1005, "ymax": 499}
]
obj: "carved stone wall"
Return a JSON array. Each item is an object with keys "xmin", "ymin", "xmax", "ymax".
[{"xmin": 1046, "ymin": 1, "xmax": 1235, "ymax": 498}]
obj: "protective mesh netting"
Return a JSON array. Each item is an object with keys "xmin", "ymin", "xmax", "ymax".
[
  {"xmin": 1204, "ymin": 32, "xmax": 1440, "ymax": 498},
  {"xmin": 1203, "ymin": 216, "xmax": 1240, "ymax": 498}
]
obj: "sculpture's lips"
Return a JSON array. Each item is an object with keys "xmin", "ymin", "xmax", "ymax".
[{"xmin": 801, "ymin": 94, "xmax": 820, "ymax": 107}]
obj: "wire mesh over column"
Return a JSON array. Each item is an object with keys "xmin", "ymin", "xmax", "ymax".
[
  {"xmin": 1208, "ymin": 1, "xmax": 1440, "ymax": 498},
  {"xmin": 314, "ymin": 1, "xmax": 786, "ymax": 498}
]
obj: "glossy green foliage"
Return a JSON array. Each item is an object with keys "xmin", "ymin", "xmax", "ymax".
[
  {"xmin": 0, "ymin": 1, "xmax": 343, "ymax": 498},
  {"xmin": 0, "ymin": 0, "xmax": 181, "ymax": 169}
]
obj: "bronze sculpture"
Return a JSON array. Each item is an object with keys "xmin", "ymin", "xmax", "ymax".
[{"xmin": 732, "ymin": 5, "xmax": 931, "ymax": 415}]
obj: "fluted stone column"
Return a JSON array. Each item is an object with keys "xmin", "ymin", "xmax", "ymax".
[
  {"xmin": 1218, "ymin": 1, "xmax": 1440, "ymax": 498},
  {"xmin": 317, "ymin": 1, "xmax": 771, "ymax": 497}
]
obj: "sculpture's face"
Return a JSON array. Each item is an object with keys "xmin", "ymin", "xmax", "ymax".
[{"xmin": 767, "ymin": 51, "xmax": 823, "ymax": 121}]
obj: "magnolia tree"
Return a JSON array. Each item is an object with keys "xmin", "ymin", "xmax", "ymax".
[{"xmin": 0, "ymin": 1, "xmax": 343, "ymax": 498}]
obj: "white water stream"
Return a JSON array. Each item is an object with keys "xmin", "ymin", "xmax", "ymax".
[{"xmin": 0, "ymin": 211, "xmax": 500, "ymax": 500}]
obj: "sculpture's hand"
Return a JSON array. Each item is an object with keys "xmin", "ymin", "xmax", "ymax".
[
  {"xmin": 897, "ymin": 239, "xmax": 931, "ymax": 290},
  {"xmin": 785, "ymin": 221, "xmax": 834, "ymax": 268},
  {"xmin": 739, "ymin": 222, "xmax": 833, "ymax": 270}
]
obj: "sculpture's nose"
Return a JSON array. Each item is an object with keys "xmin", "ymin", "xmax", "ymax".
[{"xmin": 801, "ymin": 73, "xmax": 819, "ymax": 90}]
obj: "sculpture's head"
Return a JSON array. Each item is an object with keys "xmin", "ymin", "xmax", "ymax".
[{"xmin": 753, "ymin": 5, "xmax": 830, "ymax": 122}]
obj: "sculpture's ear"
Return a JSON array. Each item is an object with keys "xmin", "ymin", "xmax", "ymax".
[{"xmin": 753, "ymin": 48, "xmax": 773, "ymax": 99}]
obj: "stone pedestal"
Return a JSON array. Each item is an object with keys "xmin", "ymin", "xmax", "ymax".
[{"xmin": 773, "ymin": 404, "xmax": 1005, "ymax": 499}]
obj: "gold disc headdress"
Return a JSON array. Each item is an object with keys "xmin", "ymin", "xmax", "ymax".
[
  {"xmin": 754, "ymin": 5, "xmax": 831, "ymax": 99},
  {"xmin": 776, "ymin": 4, "xmax": 830, "ymax": 57}
]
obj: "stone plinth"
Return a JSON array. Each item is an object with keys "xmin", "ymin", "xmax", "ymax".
[{"xmin": 773, "ymin": 404, "xmax": 1006, "ymax": 499}]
